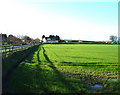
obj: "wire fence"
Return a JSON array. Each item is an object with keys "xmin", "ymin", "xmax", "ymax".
[{"xmin": 0, "ymin": 44, "xmax": 40, "ymax": 58}]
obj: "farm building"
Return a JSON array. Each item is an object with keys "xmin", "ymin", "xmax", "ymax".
[{"xmin": 43, "ymin": 35, "xmax": 60, "ymax": 44}]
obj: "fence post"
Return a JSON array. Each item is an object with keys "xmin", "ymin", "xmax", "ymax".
[
  {"xmin": 15, "ymin": 46, "xmax": 17, "ymax": 52},
  {"xmin": 9, "ymin": 46, "xmax": 10, "ymax": 55},
  {"xmin": 21, "ymin": 45, "xmax": 23, "ymax": 50},
  {"xmin": 4, "ymin": 47, "xmax": 5, "ymax": 53},
  {"xmin": 5, "ymin": 47, "xmax": 6, "ymax": 58},
  {"xmin": 22, "ymin": 45, "xmax": 23, "ymax": 50},
  {"xmin": 12, "ymin": 46, "xmax": 13, "ymax": 53}
]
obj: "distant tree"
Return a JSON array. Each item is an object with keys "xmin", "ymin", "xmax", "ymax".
[
  {"xmin": 49, "ymin": 35, "xmax": 55, "ymax": 40},
  {"xmin": 22, "ymin": 35, "xmax": 32, "ymax": 44},
  {"xmin": 56, "ymin": 35, "xmax": 60, "ymax": 40},
  {"xmin": 42, "ymin": 35, "xmax": 45, "ymax": 40},
  {"xmin": 7, "ymin": 34, "xmax": 23, "ymax": 45},
  {"xmin": 23, "ymin": 36, "xmax": 32, "ymax": 41},
  {"xmin": 7, "ymin": 34, "xmax": 16, "ymax": 44},
  {"xmin": 109, "ymin": 35, "xmax": 117, "ymax": 44}
]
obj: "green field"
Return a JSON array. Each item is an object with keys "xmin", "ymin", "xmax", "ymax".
[{"xmin": 4, "ymin": 44, "xmax": 119, "ymax": 94}]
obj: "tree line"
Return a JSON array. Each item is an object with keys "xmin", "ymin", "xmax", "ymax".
[{"xmin": 1, "ymin": 34, "xmax": 40, "ymax": 45}]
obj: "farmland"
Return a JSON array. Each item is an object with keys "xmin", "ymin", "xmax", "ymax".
[{"xmin": 3, "ymin": 44, "xmax": 119, "ymax": 94}]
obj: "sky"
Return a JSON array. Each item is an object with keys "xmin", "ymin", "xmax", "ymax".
[{"xmin": 0, "ymin": 0, "xmax": 119, "ymax": 41}]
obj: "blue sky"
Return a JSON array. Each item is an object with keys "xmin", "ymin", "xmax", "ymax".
[
  {"xmin": 0, "ymin": 0, "xmax": 118, "ymax": 41},
  {"xmin": 28, "ymin": 2, "xmax": 117, "ymax": 25}
]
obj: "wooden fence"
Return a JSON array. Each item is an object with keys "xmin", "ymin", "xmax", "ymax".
[{"xmin": 0, "ymin": 44, "xmax": 39, "ymax": 58}]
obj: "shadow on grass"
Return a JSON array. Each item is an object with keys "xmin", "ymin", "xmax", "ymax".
[
  {"xmin": 37, "ymin": 47, "xmax": 41, "ymax": 65},
  {"xmin": 2, "ymin": 46, "xmax": 39, "ymax": 93},
  {"xmin": 3, "ymin": 45, "xmax": 51, "ymax": 94},
  {"xmin": 24, "ymin": 46, "xmax": 40, "ymax": 63},
  {"xmin": 3, "ymin": 45, "xmax": 86, "ymax": 94},
  {"xmin": 2, "ymin": 45, "xmax": 40, "ymax": 79},
  {"xmin": 59, "ymin": 62, "xmax": 118, "ymax": 66},
  {"xmin": 42, "ymin": 47, "xmax": 79, "ymax": 93},
  {"xmin": 70, "ymin": 56, "xmax": 104, "ymax": 60}
]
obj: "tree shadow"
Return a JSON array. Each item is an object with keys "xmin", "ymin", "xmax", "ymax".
[
  {"xmin": 42, "ymin": 47, "xmax": 79, "ymax": 93},
  {"xmin": 4, "ymin": 45, "xmax": 87, "ymax": 94},
  {"xmin": 2, "ymin": 45, "xmax": 40, "ymax": 93},
  {"xmin": 37, "ymin": 47, "xmax": 41, "ymax": 65},
  {"xmin": 3, "ymin": 45, "xmax": 52, "ymax": 94},
  {"xmin": 70, "ymin": 56, "xmax": 104, "ymax": 60},
  {"xmin": 24, "ymin": 46, "xmax": 40, "ymax": 63}
]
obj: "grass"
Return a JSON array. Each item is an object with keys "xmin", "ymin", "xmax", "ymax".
[
  {"xmin": 2, "ymin": 45, "xmax": 39, "ymax": 78},
  {"xmin": 43, "ymin": 44, "xmax": 118, "ymax": 65},
  {"xmin": 0, "ymin": 44, "xmax": 12, "ymax": 47},
  {"xmin": 3, "ymin": 44, "xmax": 119, "ymax": 94}
]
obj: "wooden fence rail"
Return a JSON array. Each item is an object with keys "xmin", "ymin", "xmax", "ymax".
[{"xmin": 0, "ymin": 44, "xmax": 38, "ymax": 58}]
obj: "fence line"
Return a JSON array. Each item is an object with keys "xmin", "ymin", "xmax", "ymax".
[{"xmin": 0, "ymin": 44, "xmax": 40, "ymax": 58}]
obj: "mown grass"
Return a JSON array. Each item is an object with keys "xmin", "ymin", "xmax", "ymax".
[
  {"xmin": 43, "ymin": 44, "xmax": 118, "ymax": 65},
  {"xmin": 3, "ymin": 44, "xmax": 119, "ymax": 94}
]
